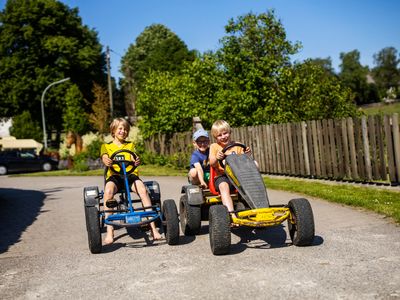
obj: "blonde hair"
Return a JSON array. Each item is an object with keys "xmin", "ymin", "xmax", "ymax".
[
  {"xmin": 211, "ymin": 119, "xmax": 231, "ymax": 138},
  {"xmin": 110, "ymin": 117, "xmax": 130, "ymax": 137}
]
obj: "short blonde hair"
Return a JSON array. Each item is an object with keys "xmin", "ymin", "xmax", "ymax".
[
  {"xmin": 110, "ymin": 117, "xmax": 130, "ymax": 137},
  {"xmin": 211, "ymin": 119, "xmax": 231, "ymax": 138}
]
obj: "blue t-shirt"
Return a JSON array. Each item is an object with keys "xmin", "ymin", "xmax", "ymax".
[{"xmin": 190, "ymin": 149, "xmax": 210, "ymax": 172}]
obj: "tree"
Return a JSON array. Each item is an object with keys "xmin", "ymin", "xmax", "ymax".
[
  {"xmin": 215, "ymin": 10, "xmax": 302, "ymax": 126},
  {"xmin": 120, "ymin": 24, "xmax": 195, "ymax": 122},
  {"xmin": 372, "ymin": 47, "xmax": 400, "ymax": 99},
  {"xmin": 137, "ymin": 54, "xmax": 225, "ymax": 137},
  {"xmin": 338, "ymin": 50, "xmax": 375, "ymax": 105},
  {"xmin": 9, "ymin": 111, "xmax": 42, "ymax": 141},
  {"xmin": 63, "ymin": 84, "xmax": 89, "ymax": 135},
  {"xmin": 89, "ymin": 83, "xmax": 109, "ymax": 135},
  {"xmin": 0, "ymin": 0, "xmax": 106, "ymax": 136}
]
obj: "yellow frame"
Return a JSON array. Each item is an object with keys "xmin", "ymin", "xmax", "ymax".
[{"xmin": 204, "ymin": 194, "xmax": 291, "ymax": 228}]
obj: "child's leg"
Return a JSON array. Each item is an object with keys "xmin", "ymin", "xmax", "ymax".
[
  {"xmin": 218, "ymin": 181, "xmax": 235, "ymax": 215},
  {"xmin": 103, "ymin": 181, "xmax": 118, "ymax": 244},
  {"xmin": 132, "ymin": 180, "xmax": 162, "ymax": 240},
  {"xmin": 188, "ymin": 168, "xmax": 200, "ymax": 184}
]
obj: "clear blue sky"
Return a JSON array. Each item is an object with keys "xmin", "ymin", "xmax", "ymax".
[{"xmin": 2, "ymin": 0, "xmax": 400, "ymax": 81}]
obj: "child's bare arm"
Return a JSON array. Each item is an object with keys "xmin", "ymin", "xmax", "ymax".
[{"xmin": 102, "ymin": 154, "xmax": 112, "ymax": 167}]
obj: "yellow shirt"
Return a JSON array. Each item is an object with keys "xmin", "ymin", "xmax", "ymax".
[{"xmin": 100, "ymin": 141, "xmax": 139, "ymax": 179}]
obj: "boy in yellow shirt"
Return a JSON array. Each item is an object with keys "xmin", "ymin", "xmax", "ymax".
[{"xmin": 100, "ymin": 118, "xmax": 161, "ymax": 244}]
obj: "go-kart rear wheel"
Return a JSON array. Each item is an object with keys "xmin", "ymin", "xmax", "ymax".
[
  {"xmin": 162, "ymin": 199, "xmax": 179, "ymax": 245},
  {"xmin": 179, "ymin": 195, "xmax": 201, "ymax": 235},
  {"xmin": 209, "ymin": 205, "xmax": 231, "ymax": 255},
  {"xmin": 85, "ymin": 206, "xmax": 102, "ymax": 254},
  {"xmin": 288, "ymin": 198, "xmax": 315, "ymax": 246}
]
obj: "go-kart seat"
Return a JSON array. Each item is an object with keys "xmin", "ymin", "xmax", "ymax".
[
  {"xmin": 208, "ymin": 166, "xmax": 219, "ymax": 195},
  {"xmin": 208, "ymin": 164, "xmax": 238, "ymax": 196}
]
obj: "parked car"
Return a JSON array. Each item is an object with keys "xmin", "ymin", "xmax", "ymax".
[{"xmin": 0, "ymin": 150, "xmax": 59, "ymax": 175}]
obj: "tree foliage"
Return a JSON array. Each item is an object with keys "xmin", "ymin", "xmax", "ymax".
[
  {"xmin": 120, "ymin": 24, "xmax": 196, "ymax": 122},
  {"xmin": 372, "ymin": 47, "xmax": 400, "ymax": 99},
  {"xmin": 0, "ymin": 0, "xmax": 106, "ymax": 134},
  {"xmin": 339, "ymin": 50, "xmax": 377, "ymax": 105},
  {"xmin": 63, "ymin": 84, "xmax": 89, "ymax": 135},
  {"xmin": 136, "ymin": 11, "xmax": 358, "ymax": 137},
  {"xmin": 9, "ymin": 110, "xmax": 42, "ymax": 141},
  {"xmin": 89, "ymin": 83, "xmax": 110, "ymax": 134}
]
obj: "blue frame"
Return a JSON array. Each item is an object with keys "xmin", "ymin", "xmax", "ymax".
[{"xmin": 101, "ymin": 160, "xmax": 162, "ymax": 227}]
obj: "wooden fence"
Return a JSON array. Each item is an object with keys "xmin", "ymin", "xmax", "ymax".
[{"xmin": 144, "ymin": 114, "xmax": 400, "ymax": 185}]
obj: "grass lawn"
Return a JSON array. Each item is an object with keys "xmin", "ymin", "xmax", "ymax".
[
  {"xmin": 264, "ymin": 176, "xmax": 400, "ymax": 224},
  {"xmin": 359, "ymin": 101, "xmax": 400, "ymax": 116}
]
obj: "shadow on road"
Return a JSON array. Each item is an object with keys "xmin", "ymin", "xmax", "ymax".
[{"xmin": 0, "ymin": 188, "xmax": 45, "ymax": 254}]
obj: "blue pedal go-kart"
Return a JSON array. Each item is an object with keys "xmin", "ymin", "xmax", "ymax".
[{"xmin": 83, "ymin": 149, "xmax": 179, "ymax": 253}]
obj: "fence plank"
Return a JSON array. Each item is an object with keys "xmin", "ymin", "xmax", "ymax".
[
  {"xmin": 328, "ymin": 119, "xmax": 339, "ymax": 177},
  {"xmin": 302, "ymin": 121, "xmax": 311, "ymax": 176},
  {"xmin": 384, "ymin": 115, "xmax": 396, "ymax": 183},
  {"xmin": 376, "ymin": 116, "xmax": 387, "ymax": 181},
  {"xmin": 335, "ymin": 119, "xmax": 344, "ymax": 177},
  {"xmin": 341, "ymin": 119, "xmax": 351, "ymax": 178},
  {"xmin": 306, "ymin": 121, "xmax": 315, "ymax": 176},
  {"xmin": 392, "ymin": 113, "xmax": 400, "ymax": 182},
  {"xmin": 311, "ymin": 120, "xmax": 321, "ymax": 177},
  {"xmin": 361, "ymin": 116, "xmax": 372, "ymax": 181},
  {"xmin": 368, "ymin": 115, "xmax": 379, "ymax": 180}
]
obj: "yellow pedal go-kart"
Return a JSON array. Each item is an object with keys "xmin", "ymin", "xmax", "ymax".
[{"xmin": 179, "ymin": 143, "xmax": 315, "ymax": 255}]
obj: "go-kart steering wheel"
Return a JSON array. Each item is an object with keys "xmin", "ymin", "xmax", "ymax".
[
  {"xmin": 109, "ymin": 149, "xmax": 138, "ymax": 175},
  {"xmin": 219, "ymin": 142, "xmax": 247, "ymax": 168}
]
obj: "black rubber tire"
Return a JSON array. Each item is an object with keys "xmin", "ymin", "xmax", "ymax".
[
  {"xmin": 288, "ymin": 198, "xmax": 315, "ymax": 246},
  {"xmin": 85, "ymin": 206, "xmax": 102, "ymax": 253},
  {"xmin": 235, "ymin": 201, "xmax": 246, "ymax": 211},
  {"xmin": 209, "ymin": 205, "xmax": 231, "ymax": 255},
  {"xmin": 162, "ymin": 199, "xmax": 180, "ymax": 245},
  {"xmin": 179, "ymin": 195, "xmax": 201, "ymax": 235}
]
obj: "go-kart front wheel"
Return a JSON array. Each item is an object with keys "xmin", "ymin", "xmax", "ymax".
[
  {"xmin": 179, "ymin": 195, "xmax": 201, "ymax": 236},
  {"xmin": 162, "ymin": 199, "xmax": 180, "ymax": 245},
  {"xmin": 288, "ymin": 198, "xmax": 315, "ymax": 246},
  {"xmin": 209, "ymin": 205, "xmax": 231, "ymax": 255},
  {"xmin": 84, "ymin": 206, "xmax": 102, "ymax": 253}
]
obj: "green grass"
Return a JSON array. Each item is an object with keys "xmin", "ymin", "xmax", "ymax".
[
  {"xmin": 15, "ymin": 164, "xmax": 187, "ymax": 177},
  {"xmin": 264, "ymin": 176, "xmax": 400, "ymax": 224},
  {"xmin": 359, "ymin": 101, "xmax": 400, "ymax": 116}
]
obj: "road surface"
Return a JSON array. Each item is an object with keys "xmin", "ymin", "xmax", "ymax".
[{"xmin": 0, "ymin": 176, "xmax": 399, "ymax": 299}]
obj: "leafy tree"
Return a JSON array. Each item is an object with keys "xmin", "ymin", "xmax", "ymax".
[
  {"xmin": 0, "ymin": 0, "xmax": 106, "ymax": 136},
  {"xmin": 63, "ymin": 84, "xmax": 89, "ymax": 135},
  {"xmin": 308, "ymin": 57, "xmax": 336, "ymax": 76},
  {"xmin": 120, "ymin": 24, "xmax": 196, "ymax": 122},
  {"xmin": 9, "ymin": 111, "xmax": 42, "ymax": 141},
  {"xmin": 132, "ymin": 10, "xmax": 359, "ymax": 137},
  {"xmin": 338, "ymin": 50, "xmax": 375, "ymax": 105},
  {"xmin": 372, "ymin": 47, "xmax": 400, "ymax": 99},
  {"xmin": 89, "ymin": 83, "xmax": 109, "ymax": 135},
  {"xmin": 137, "ymin": 54, "xmax": 225, "ymax": 137},
  {"xmin": 281, "ymin": 60, "xmax": 358, "ymax": 121},
  {"xmin": 215, "ymin": 10, "xmax": 301, "ymax": 126}
]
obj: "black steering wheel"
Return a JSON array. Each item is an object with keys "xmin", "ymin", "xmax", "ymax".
[
  {"xmin": 109, "ymin": 149, "xmax": 138, "ymax": 175},
  {"xmin": 219, "ymin": 142, "xmax": 247, "ymax": 168}
]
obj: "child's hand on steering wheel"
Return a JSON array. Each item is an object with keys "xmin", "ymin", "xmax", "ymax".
[{"xmin": 102, "ymin": 156, "xmax": 113, "ymax": 167}]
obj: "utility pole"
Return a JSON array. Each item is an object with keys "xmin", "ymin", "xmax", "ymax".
[{"xmin": 106, "ymin": 46, "xmax": 114, "ymax": 119}]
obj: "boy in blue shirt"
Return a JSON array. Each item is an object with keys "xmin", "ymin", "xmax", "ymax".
[{"xmin": 188, "ymin": 128, "xmax": 210, "ymax": 189}]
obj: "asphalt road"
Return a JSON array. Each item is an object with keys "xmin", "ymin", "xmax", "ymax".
[{"xmin": 0, "ymin": 176, "xmax": 399, "ymax": 299}]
